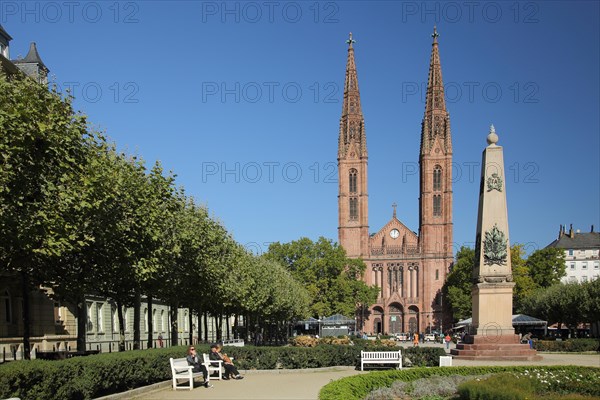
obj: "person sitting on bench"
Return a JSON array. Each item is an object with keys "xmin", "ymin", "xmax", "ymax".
[
  {"xmin": 210, "ymin": 344, "xmax": 244, "ymax": 380},
  {"xmin": 186, "ymin": 346, "xmax": 212, "ymax": 388}
]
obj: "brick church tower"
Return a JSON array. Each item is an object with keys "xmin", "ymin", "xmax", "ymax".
[{"xmin": 338, "ymin": 29, "xmax": 453, "ymax": 335}]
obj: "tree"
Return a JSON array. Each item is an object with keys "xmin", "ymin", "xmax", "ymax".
[
  {"xmin": 443, "ymin": 246, "xmax": 474, "ymax": 322},
  {"xmin": 265, "ymin": 237, "xmax": 378, "ymax": 318},
  {"xmin": 511, "ymin": 244, "xmax": 536, "ymax": 313},
  {"xmin": 526, "ymin": 247, "xmax": 566, "ymax": 288},
  {"xmin": 0, "ymin": 73, "xmax": 95, "ymax": 358}
]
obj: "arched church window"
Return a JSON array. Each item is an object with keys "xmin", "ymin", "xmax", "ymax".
[
  {"xmin": 433, "ymin": 165, "xmax": 442, "ymax": 191},
  {"xmin": 433, "ymin": 195, "xmax": 441, "ymax": 216},
  {"xmin": 349, "ymin": 169, "xmax": 357, "ymax": 193},
  {"xmin": 349, "ymin": 197, "xmax": 358, "ymax": 220}
]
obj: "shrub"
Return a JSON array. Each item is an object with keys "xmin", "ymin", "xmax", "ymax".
[
  {"xmin": 457, "ymin": 372, "xmax": 540, "ymax": 400},
  {"xmin": 319, "ymin": 366, "xmax": 600, "ymax": 400},
  {"xmin": 534, "ymin": 339, "xmax": 599, "ymax": 353}
]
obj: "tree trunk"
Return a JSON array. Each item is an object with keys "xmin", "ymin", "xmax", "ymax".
[
  {"xmin": 146, "ymin": 295, "xmax": 153, "ymax": 348},
  {"xmin": 233, "ymin": 313, "xmax": 238, "ymax": 339},
  {"xmin": 20, "ymin": 271, "xmax": 31, "ymax": 360},
  {"xmin": 170, "ymin": 303, "xmax": 178, "ymax": 346},
  {"xmin": 216, "ymin": 313, "xmax": 222, "ymax": 341},
  {"xmin": 117, "ymin": 302, "xmax": 126, "ymax": 352},
  {"xmin": 133, "ymin": 290, "xmax": 141, "ymax": 350},
  {"xmin": 203, "ymin": 311, "xmax": 209, "ymax": 342},
  {"xmin": 226, "ymin": 315, "xmax": 231, "ymax": 340},
  {"xmin": 196, "ymin": 310, "xmax": 202, "ymax": 342},
  {"xmin": 76, "ymin": 293, "xmax": 87, "ymax": 352},
  {"xmin": 188, "ymin": 310, "xmax": 194, "ymax": 344}
]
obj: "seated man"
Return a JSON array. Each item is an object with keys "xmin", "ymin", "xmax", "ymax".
[
  {"xmin": 186, "ymin": 346, "xmax": 212, "ymax": 388},
  {"xmin": 209, "ymin": 344, "xmax": 244, "ymax": 380}
]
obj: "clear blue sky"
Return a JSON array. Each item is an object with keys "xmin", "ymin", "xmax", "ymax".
[{"xmin": 3, "ymin": 1, "xmax": 599, "ymax": 256}]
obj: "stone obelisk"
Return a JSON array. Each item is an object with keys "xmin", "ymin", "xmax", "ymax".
[
  {"xmin": 452, "ymin": 126, "xmax": 540, "ymax": 360},
  {"xmin": 471, "ymin": 124, "xmax": 515, "ymax": 339}
]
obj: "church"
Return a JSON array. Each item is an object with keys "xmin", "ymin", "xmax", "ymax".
[{"xmin": 337, "ymin": 29, "xmax": 453, "ymax": 335}]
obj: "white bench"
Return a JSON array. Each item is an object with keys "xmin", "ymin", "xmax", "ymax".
[
  {"xmin": 169, "ymin": 357, "xmax": 205, "ymax": 390},
  {"xmin": 360, "ymin": 350, "xmax": 403, "ymax": 371},
  {"xmin": 222, "ymin": 339, "xmax": 245, "ymax": 347},
  {"xmin": 203, "ymin": 353, "xmax": 223, "ymax": 380}
]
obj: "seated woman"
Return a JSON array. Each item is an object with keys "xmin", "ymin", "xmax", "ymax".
[
  {"xmin": 209, "ymin": 344, "xmax": 244, "ymax": 380},
  {"xmin": 186, "ymin": 346, "xmax": 212, "ymax": 388}
]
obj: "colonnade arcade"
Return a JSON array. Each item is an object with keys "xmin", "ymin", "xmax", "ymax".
[
  {"xmin": 369, "ymin": 303, "xmax": 420, "ymax": 335},
  {"xmin": 371, "ymin": 262, "xmax": 420, "ymax": 299}
]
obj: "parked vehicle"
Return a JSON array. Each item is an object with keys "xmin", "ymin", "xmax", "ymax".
[
  {"xmin": 424, "ymin": 333, "xmax": 436, "ymax": 342},
  {"xmin": 394, "ymin": 333, "xmax": 408, "ymax": 341}
]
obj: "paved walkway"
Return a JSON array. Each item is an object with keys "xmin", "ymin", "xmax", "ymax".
[{"xmin": 101, "ymin": 352, "xmax": 600, "ymax": 400}]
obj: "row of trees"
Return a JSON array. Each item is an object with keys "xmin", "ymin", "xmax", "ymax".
[
  {"xmin": 0, "ymin": 72, "xmax": 324, "ymax": 358},
  {"xmin": 444, "ymin": 245, "xmax": 599, "ymax": 334}
]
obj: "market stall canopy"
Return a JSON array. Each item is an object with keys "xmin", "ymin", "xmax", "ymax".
[{"xmin": 455, "ymin": 314, "xmax": 547, "ymax": 328}]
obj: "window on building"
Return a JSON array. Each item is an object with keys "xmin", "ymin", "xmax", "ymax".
[
  {"xmin": 433, "ymin": 195, "xmax": 441, "ymax": 216},
  {"xmin": 594, "ymin": 262, "xmax": 599, "ymax": 270},
  {"xmin": 568, "ymin": 276, "xmax": 577, "ymax": 283},
  {"xmin": 435, "ymin": 269, "xmax": 439, "ymax": 280},
  {"xmin": 568, "ymin": 249, "xmax": 573, "ymax": 256},
  {"xmin": 124, "ymin": 309, "xmax": 129, "ymax": 332},
  {"xmin": 87, "ymin": 303, "xmax": 94, "ymax": 332},
  {"xmin": 433, "ymin": 165, "xmax": 442, "ymax": 191},
  {"xmin": 112, "ymin": 306, "xmax": 118, "ymax": 332},
  {"xmin": 570, "ymin": 263, "xmax": 575, "ymax": 270},
  {"xmin": 582, "ymin": 262, "xmax": 588, "ymax": 270},
  {"xmin": 97, "ymin": 303, "xmax": 104, "ymax": 333},
  {"xmin": 144, "ymin": 308, "xmax": 148, "ymax": 332},
  {"xmin": 4, "ymin": 290, "xmax": 12, "ymax": 323},
  {"xmin": 349, "ymin": 169, "xmax": 357, "ymax": 193},
  {"xmin": 349, "ymin": 197, "xmax": 358, "ymax": 220},
  {"xmin": 153, "ymin": 309, "xmax": 158, "ymax": 332}
]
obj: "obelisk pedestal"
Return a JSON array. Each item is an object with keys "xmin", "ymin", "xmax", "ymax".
[{"xmin": 451, "ymin": 126, "xmax": 541, "ymax": 360}]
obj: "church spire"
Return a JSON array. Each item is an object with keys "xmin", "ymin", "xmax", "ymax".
[
  {"xmin": 339, "ymin": 32, "xmax": 367, "ymax": 158},
  {"xmin": 420, "ymin": 26, "xmax": 452, "ymax": 155}
]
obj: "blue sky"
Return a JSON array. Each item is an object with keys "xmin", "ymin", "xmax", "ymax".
[{"xmin": 3, "ymin": 1, "xmax": 599, "ymax": 256}]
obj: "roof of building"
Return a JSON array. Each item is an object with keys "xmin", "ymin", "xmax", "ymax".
[
  {"xmin": 0, "ymin": 24, "xmax": 12, "ymax": 41},
  {"xmin": 12, "ymin": 42, "xmax": 47, "ymax": 70},
  {"xmin": 547, "ymin": 231, "xmax": 600, "ymax": 250}
]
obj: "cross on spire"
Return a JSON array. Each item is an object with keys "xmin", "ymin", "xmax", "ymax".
[
  {"xmin": 346, "ymin": 32, "xmax": 355, "ymax": 48},
  {"xmin": 392, "ymin": 202, "xmax": 397, "ymax": 218},
  {"xmin": 431, "ymin": 26, "xmax": 439, "ymax": 43}
]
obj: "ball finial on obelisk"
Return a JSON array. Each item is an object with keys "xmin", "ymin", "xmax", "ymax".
[{"xmin": 487, "ymin": 124, "xmax": 499, "ymax": 146}]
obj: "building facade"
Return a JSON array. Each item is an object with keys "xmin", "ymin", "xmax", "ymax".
[
  {"xmin": 547, "ymin": 225, "xmax": 600, "ymax": 284},
  {"xmin": 338, "ymin": 29, "xmax": 453, "ymax": 335}
]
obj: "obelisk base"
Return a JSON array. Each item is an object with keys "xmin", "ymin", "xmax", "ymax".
[{"xmin": 451, "ymin": 334, "xmax": 542, "ymax": 361}]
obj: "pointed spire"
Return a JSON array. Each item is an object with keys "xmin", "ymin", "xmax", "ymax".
[
  {"xmin": 339, "ymin": 32, "xmax": 367, "ymax": 158},
  {"xmin": 420, "ymin": 27, "xmax": 452, "ymax": 155}
]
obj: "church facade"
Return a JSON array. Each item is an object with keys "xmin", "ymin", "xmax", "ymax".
[{"xmin": 337, "ymin": 30, "xmax": 453, "ymax": 335}]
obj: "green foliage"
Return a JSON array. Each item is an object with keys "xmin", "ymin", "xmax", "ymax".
[
  {"xmin": 526, "ymin": 247, "xmax": 566, "ymax": 288},
  {"xmin": 534, "ymin": 339, "xmax": 599, "ymax": 352},
  {"xmin": 458, "ymin": 372, "xmax": 540, "ymax": 400},
  {"xmin": 319, "ymin": 366, "xmax": 600, "ymax": 400},
  {"xmin": 0, "ymin": 344, "xmax": 444, "ymax": 399},
  {"xmin": 444, "ymin": 246, "xmax": 474, "ymax": 321},
  {"xmin": 522, "ymin": 283, "xmax": 596, "ymax": 332},
  {"xmin": 511, "ymin": 244, "xmax": 536, "ymax": 313},
  {"xmin": 265, "ymin": 237, "xmax": 378, "ymax": 318}
]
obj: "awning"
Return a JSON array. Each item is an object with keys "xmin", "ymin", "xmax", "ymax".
[{"xmin": 455, "ymin": 314, "xmax": 547, "ymax": 328}]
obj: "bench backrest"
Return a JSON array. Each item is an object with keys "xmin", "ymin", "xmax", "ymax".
[
  {"xmin": 170, "ymin": 357, "xmax": 189, "ymax": 372},
  {"xmin": 361, "ymin": 350, "xmax": 401, "ymax": 360}
]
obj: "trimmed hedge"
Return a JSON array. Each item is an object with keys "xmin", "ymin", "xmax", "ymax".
[
  {"xmin": 534, "ymin": 339, "xmax": 600, "ymax": 352},
  {"xmin": 319, "ymin": 366, "xmax": 600, "ymax": 400},
  {"xmin": 0, "ymin": 343, "xmax": 442, "ymax": 400}
]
